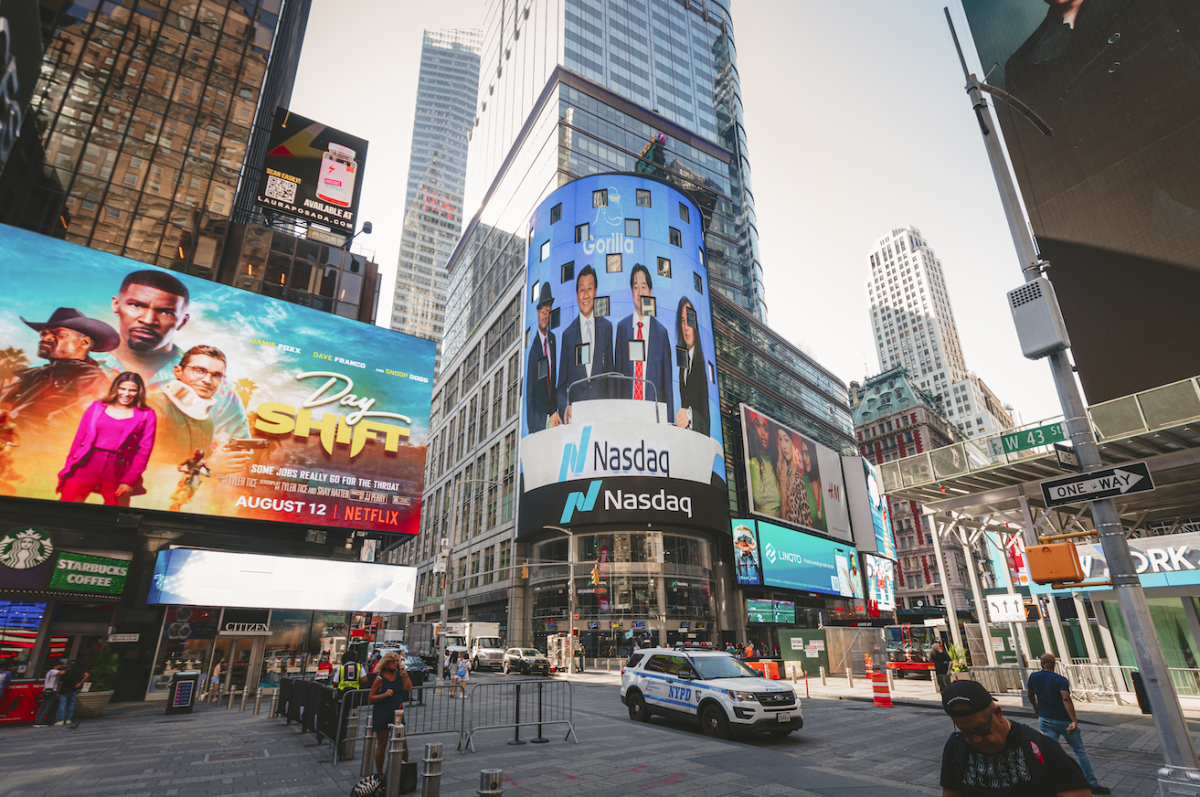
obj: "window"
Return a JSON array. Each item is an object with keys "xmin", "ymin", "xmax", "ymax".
[
  {"xmin": 636, "ymin": 189, "xmax": 651, "ymax": 207},
  {"xmin": 540, "ymin": 240, "xmax": 550, "ymax": 261},
  {"xmin": 657, "ymin": 257, "xmax": 671, "ymax": 278},
  {"xmin": 499, "ymin": 540, "xmax": 511, "ymax": 580},
  {"xmin": 483, "ymin": 546, "xmax": 495, "ymax": 585},
  {"xmin": 678, "ymin": 202, "xmax": 689, "ymax": 223},
  {"xmin": 693, "ymin": 273, "xmax": 703, "ymax": 293},
  {"xmin": 550, "ymin": 203, "xmax": 562, "ymax": 224},
  {"xmin": 606, "ymin": 253, "xmax": 622, "ymax": 273},
  {"xmin": 593, "ymin": 189, "xmax": 608, "ymax": 207},
  {"xmin": 624, "ymin": 218, "xmax": 640, "ymax": 237},
  {"xmin": 669, "ymin": 227, "xmax": 681, "ymax": 247},
  {"xmin": 502, "ymin": 432, "xmax": 516, "ymax": 521},
  {"xmin": 575, "ymin": 223, "xmax": 589, "ymax": 243},
  {"xmin": 505, "ymin": 353, "xmax": 519, "ymax": 419},
  {"xmin": 561, "ymin": 261, "xmax": 574, "ymax": 283}
]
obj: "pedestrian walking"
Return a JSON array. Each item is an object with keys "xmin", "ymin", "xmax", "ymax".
[
  {"xmin": 55, "ymin": 661, "xmax": 89, "ymax": 726},
  {"xmin": 367, "ymin": 652, "xmax": 411, "ymax": 777},
  {"xmin": 940, "ymin": 679, "xmax": 1094, "ymax": 797},
  {"xmin": 454, "ymin": 655, "xmax": 469, "ymax": 698},
  {"xmin": 209, "ymin": 658, "xmax": 223, "ymax": 702},
  {"xmin": 448, "ymin": 651, "xmax": 460, "ymax": 694},
  {"xmin": 1027, "ymin": 654, "xmax": 1110, "ymax": 794},
  {"xmin": 334, "ymin": 650, "xmax": 362, "ymax": 692},
  {"xmin": 33, "ymin": 660, "xmax": 67, "ymax": 726},
  {"xmin": 931, "ymin": 640, "xmax": 952, "ymax": 693}
]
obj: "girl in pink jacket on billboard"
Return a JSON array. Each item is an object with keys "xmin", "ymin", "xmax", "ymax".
[{"xmin": 58, "ymin": 372, "xmax": 156, "ymax": 506}]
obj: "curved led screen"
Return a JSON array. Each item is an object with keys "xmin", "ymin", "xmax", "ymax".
[{"xmin": 517, "ymin": 173, "xmax": 727, "ymax": 537}]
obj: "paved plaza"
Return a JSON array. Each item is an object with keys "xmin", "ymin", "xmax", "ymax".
[{"xmin": 0, "ymin": 672, "xmax": 1192, "ymax": 797}]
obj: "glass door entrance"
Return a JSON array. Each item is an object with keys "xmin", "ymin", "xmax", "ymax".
[{"xmin": 208, "ymin": 637, "xmax": 265, "ymax": 700}]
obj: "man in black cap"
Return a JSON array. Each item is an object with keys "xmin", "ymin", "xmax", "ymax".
[
  {"xmin": 940, "ymin": 679, "xmax": 1097, "ymax": 797},
  {"xmin": 0, "ymin": 307, "xmax": 119, "ymax": 425},
  {"xmin": 525, "ymin": 282, "xmax": 561, "ymax": 432}
]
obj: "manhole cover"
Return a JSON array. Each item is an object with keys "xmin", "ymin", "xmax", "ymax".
[{"xmin": 203, "ymin": 751, "xmax": 269, "ymax": 763}]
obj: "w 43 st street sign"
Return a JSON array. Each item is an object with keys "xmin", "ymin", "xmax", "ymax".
[
  {"xmin": 988, "ymin": 422, "xmax": 1066, "ymax": 457},
  {"xmin": 1040, "ymin": 462, "xmax": 1155, "ymax": 508}
]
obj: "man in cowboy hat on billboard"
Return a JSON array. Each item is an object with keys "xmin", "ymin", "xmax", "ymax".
[
  {"xmin": 525, "ymin": 282, "xmax": 561, "ymax": 433},
  {"xmin": 0, "ymin": 307, "xmax": 119, "ymax": 425}
]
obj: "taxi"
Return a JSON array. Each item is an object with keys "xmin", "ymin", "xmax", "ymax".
[{"xmin": 619, "ymin": 646, "xmax": 802, "ymax": 739}]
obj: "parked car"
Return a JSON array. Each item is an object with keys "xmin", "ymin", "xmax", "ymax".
[
  {"xmin": 620, "ymin": 647, "xmax": 802, "ymax": 739},
  {"xmin": 501, "ymin": 647, "xmax": 551, "ymax": 676},
  {"xmin": 403, "ymin": 655, "xmax": 428, "ymax": 687}
]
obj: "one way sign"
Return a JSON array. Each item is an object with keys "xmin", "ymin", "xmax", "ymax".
[{"xmin": 1040, "ymin": 461, "xmax": 1155, "ymax": 508}]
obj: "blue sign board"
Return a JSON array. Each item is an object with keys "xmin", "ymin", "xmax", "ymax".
[{"xmin": 757, "ymin": 521, "xmax": 859, "ymax": 598}]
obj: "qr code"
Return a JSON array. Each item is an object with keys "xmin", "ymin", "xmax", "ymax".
[{"xmin": 265, "ymin": 174, "xmax": 297, "ymax": 203}]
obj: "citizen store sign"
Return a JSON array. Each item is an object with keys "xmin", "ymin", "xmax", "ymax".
[{"xmin": 220, "ymin": 609, "xmax": 271, "ymax": 635}]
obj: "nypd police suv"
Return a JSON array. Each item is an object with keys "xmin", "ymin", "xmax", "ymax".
[{"xmin": 620, "ymin": 646, "xmax": 802, "ymax": 738}]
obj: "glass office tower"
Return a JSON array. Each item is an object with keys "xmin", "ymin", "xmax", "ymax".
[
  {"xmin": 0, "ymin": 0, "xmax": 310, "ymax": 277},
  {"xmin": 390, "ymin": 29, "xmax": 482, "ymax": 376},
  {"xmin": 395, "ymin": 0, "xmax": 856, "ymax": 650}
]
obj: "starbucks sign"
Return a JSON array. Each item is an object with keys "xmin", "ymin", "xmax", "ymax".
[
  {"xmin": 0, "ymin": 526, "xmax": 55, "ymax": 590},
  {"xmin": 49, "ymin": 552, "xmax": 130, "ymax": 596}
]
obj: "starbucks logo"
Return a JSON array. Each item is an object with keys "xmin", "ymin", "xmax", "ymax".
[{"xmin": 0, "ymin": 527, "xmax": 54, "ymax": 569}]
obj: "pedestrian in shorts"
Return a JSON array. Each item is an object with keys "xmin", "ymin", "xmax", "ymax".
[
  {"xmin": 34, "ymin": 660, "xmax": 68, "ymax": 726},
  {"xmin": 455, "ymin": 655, "xmax": 469, "ymax": 698}
]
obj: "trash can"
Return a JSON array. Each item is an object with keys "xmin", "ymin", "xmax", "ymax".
[
  {"xmin": 1131, "ymin": 670, "xmax": 1152, "ymax": 715},
  {"xmin": 166, "ymin": 671, "xmax": 201, "ymax": 715}
]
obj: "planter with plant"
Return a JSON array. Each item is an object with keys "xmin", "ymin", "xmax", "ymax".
[
  {"xmin": 74, "ymin": 649, "xmax": 119, "ymax": 718},
  {"xmin": 949, "ymin": 644, "xmax": 969, "ymax": 674}
]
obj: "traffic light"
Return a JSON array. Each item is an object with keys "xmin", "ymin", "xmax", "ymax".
[
  {"xmin": 521, "ymin": 564, "xmax": 528, "ymax": 579},
  {"xmin": 572, "ymin": 628, "xmax": 580, "ymax": 638},
  {"xmin": 590, "ymin": 564, "xmax": 600, "ymax": 586},
  {"xmin": 1024, "ymin": 602, "xmax": 1042, "ymax": 622}
]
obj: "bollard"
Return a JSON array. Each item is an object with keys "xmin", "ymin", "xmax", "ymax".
[
  {"xmin": 846, "ymin": 668, "xmax": 854, "ymax": 689},
  {"xmin": 227, "ymin": 688, "xmax": 236, "ymax": 709},
  {"xmin": 362, "ymin": 731, "xmax": 377, "ymax": 778},
  {"xmin": 421, "ymin": 742, "xmax": 443, "ymax": 797},
  {"xmin": 270, "ymin": 689, "xmax": 279, "ymax": 718},
  {"xmin": 820, "ymin": 666, "xmax": 826, "ymax": 687},
  {"xmin": 478, "ymin": 769, "xmax": 503, "ymax": 797},
  {"xmin": 254, "ymin": 689, "xmax": 263, "ymax": 715},
  {"xmin": 384, "ymin": 724, "xmax": 407, "ymax": 797},
  {"xmin": 531, "ymin": 682, "xmax": 548, "ymax": 743},
  {"xmin": 887, "ymin": 669, "xmax": 895, "ymax": 692},
  {"xmin": 240, "ymin": 688, "xmax": 249, "ymax": 712},
  {"xmin": 791, "ymin": 665, "xmax": 797, "ymax": 685},
  {"xmin": 508, "ymin": 684, "xmax": 525, "ymax": 745}
]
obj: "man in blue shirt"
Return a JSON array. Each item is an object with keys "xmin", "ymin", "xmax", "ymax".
[{"xmin": 1027, "ymin": 653, "xmax": 1109, "ymax": 794}]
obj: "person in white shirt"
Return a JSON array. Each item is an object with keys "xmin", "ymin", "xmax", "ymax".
[{"xmin": 33, "ymin": 660, "xmax": 67, "ymax": 726}]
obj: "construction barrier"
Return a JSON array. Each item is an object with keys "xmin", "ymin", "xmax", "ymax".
[
  {"xmin": 872, "ymin": 671, "xmax": 893, "ymax": 708},
  {"xmin": 746, "ymin": 660, "xmax": 781, "ymax": 680}
]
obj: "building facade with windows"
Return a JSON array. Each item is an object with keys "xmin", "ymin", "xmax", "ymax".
[
  {"xmin": 391, "ymin": 0, "xmax": 860, "ymax": 651},
  {"xmin": 865, "ymin": 226, "xmax": 1014, "ymax": 441},
  {"xmin": 851, "ymin": 367, "xmax": 993, "ymax": 611},
  {"xmin": 390, "ymin": 29, "xmax": 482, "ymax": 375}
]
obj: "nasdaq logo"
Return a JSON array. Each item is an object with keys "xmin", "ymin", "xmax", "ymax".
[
  {"xmin": 559, "ymin": 426, "xmax": 592, "ymax": 482},
  {"xmin": 561, "ymin": 480, "xmax": 602, "ymax": 523}
]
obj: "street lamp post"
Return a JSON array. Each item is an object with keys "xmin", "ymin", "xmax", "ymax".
[
  {"xmin": 946, "ymin": 9, "xmax": 1199, "ymax": 770},
  {"xmin": 436, "ymin": 478, "xmax": 503, "ymax": 683},
  {"xmin": 543, "ymin": 525, "xmax": 578, "ymax": 675}
]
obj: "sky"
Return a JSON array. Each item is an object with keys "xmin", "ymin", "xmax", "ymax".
[{"xmin": 288, "ymin": 1, "xmax": 1066, "ymax": 425}]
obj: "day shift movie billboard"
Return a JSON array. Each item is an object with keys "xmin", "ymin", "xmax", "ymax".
[
  {"xmin": 961, "ymin": 0, "xmax": 1200, "ymax": 402},
  {"xmin": 516, "ymin": 173, "xmax": 728, "ymax": 536},
  {"xmin": 0, "ymin": 225, "xmax": 434, "ymax": 533}
]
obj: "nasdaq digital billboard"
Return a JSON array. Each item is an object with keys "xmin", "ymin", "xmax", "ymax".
[
  {"xmin": 757, "ymin": 520, "xmax": 861, "ymax": 598},
  {"xmin": 516, "ymin": 173, "xmax": 728, "ymax": 537},
  {"xmin": 961, "ymin": 0, "xmax": 1200, "ymax": 402},
  {"xmin": 741, "ymin": 404, "xmax": 851, "ymax": 542},
  {"xmin": 0, "ymin": 224, "xmax": 434, "ymax": 533},
  {"xmin": 255, "ymin": 107, "xmax": 369, "ymax": 234}
]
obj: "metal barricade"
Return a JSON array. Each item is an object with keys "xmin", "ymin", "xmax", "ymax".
[
  {"xmin": 965, "ymin": 666, "xmax": 1026, "ymax": 694},
  {"xmin": 1061, "ymin": 662, "xmax": 1137, "ymax": 704},
  {"xmin": 401, "ymin": 683, "xmax": 467, "ymax": 749},
  {"xmin": 461, "ymin": 679, "xmax": 577, "ymax": 754},
  {"xmin": 1169, "ymin": 668, "xmax": 1200, "ymax": 698},
  {"xmin": 331, "ymin": 688, "xmax": 373, "ymax": 765}
]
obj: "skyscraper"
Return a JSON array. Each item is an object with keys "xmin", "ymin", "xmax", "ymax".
[
  {"xmin": 0, "ymin": 0, "xmax": 310, "ymax": 276},
  {"xmin": 866, "ymin": 226, "xmax": 1013, "ymax": 440},
  {"xmin": 390, "ymin": 29, "xmax": 481, "ymax": 374},
  {"xmin": 393, "ymin": 0, "xmax": 858, "ymax": 651}
]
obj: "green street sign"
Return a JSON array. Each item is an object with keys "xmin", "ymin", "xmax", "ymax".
[
  {"xmin": 989, "ymin": 422, "xmax": 1066, "ymax": 457},
  {"xmin": 48, "ymin": 552, "xmax": 130, "ymax": 596}
]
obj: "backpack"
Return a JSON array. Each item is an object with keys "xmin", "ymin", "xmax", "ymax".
[
  {"xmin": 949, "ymin": 723, "xmax": 1053, "ymax": 795},
  {"xmin": 350, "ymin": 775, "xmax": 383, "ymax": 797}
]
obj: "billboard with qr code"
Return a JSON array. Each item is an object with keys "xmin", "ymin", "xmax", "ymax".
[{"xmin": 255, "ymin": 108, "xmax": 369, "ymax": 233}]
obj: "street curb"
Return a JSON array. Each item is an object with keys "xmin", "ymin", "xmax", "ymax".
[{"xmin": 831, "ymin": 694, "xmax": 1105, "ymax": 725}]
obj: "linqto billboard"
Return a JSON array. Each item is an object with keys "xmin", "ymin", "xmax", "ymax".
[
  {"xmin": 516, "ymin": 173, "xmax": 727, "ymax": 536},
  {"xmin": 961, "ymin": 1, "xmax": 1200, "ymax": 403},
  {"xmin": 740, "ymin": 405, "xmax": 851, "ymax": 543},
  {"xmin": 0, "ymin": 224, "xmax": 434, "ymax": 533}
]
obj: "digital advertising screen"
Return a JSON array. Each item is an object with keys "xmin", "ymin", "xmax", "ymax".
[
  {"xmin": 732, "ymin": 518, "xmax": 761, "ymax": 586},
  {"xmin": 757, "ymin": 520, "xmax": 859, "ymax": 598},
  {"xmin": 845, "ymin": 455, "xmax": 894, "ymax": 558},
  {"xmin": 746, "ymin": 599, "xmax": 795, "ymax": 624},
  {"xmin": 864, "ymin": 554, "xmax": 896, "ymax": 612},
  {"xmin": 516, "ymin": 173, "xmax": 729, "ymax": 536},
  {"xmin": 147, "ymin": 548, "xmax": 416, "ymax": 612},
  {"xmin": 255, "ymin": 107, "xmax": 369, "ymax": 234},
  {"xmin": 741, "ymin": 404, "xmax": 850, "ymax": 542},
  {"xmin": 0, "ymin": 224, "xmax": 435, "ymax": 533},
  {"xmin": 961, "ymin": 0, "xmax": 1200, "ymax": 403}
]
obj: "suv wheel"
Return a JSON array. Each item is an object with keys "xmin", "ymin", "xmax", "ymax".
[
  {"xmin": 699, "ymin": 704, "xmax": 731, "ymax": 739},
  {"xmin": 627, "ymin": 691, "xmax": 650, "ymax": 722}
]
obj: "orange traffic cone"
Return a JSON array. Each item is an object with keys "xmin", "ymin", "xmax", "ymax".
[
  {"xmin": 864, "ymin": 654, "xmax": 873, "ymax": 678},
  {"xmin": 872, "ymin": 670, "xmax": 893, "ymax": 707}
]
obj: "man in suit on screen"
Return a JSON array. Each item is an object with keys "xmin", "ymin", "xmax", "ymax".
[
  {"xmin": 525, "ymin": 282, "xmax": 561, "ymax": 432},
  {"xmin": 614, "ymin": 264, "xmax": 673, "ymax": 417},
  {"xmin": 557, "ymin": 265, "xmax": 613, "ymax": 422}
]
